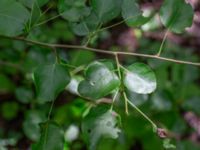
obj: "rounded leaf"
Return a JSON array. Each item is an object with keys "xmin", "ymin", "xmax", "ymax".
[
  {"xmin": 123, "ymin": 63, "xmax": 157, "ymax": 94},
  {"xmin": 78, "ymin": 61, "xmax": 120, "ymax": 100},
  {"xmin": 121, "ymin": 0, "xmax": 149, "ymax": 27},
  {"xmin": 0, "ymin": 0, "xmax": 30, "ymax": 36},
  {"xmin": 159, "ymin": 0, "xmax": 194, "ymax": 33}
]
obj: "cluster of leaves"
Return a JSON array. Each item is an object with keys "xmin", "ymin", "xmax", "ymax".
[
  {"xmin": 0, "ymin": 0, "xmax": 193, "ymax": 37},
  {"xmin": 0, "ymin": 0, "xmax": 199, "ymax": 150},
  {"xmin": 32, "ymin": 57, "xmax": 157, "ymax": 149}
]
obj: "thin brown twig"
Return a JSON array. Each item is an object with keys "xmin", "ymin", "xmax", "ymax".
[{"xmin": 1, "ymin": 35, "xmax": 200, "ymax": 67}]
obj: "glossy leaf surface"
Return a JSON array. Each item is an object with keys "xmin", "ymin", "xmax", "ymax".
[
  {"xmin": 78, "ymin": 61, "xmax": 120, "ymax": 100},
  {"xmin": 123, "ymin": 63, "xmax": 157, "ymax": 94}
]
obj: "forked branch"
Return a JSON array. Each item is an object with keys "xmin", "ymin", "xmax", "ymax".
[{"xmin": 1, "ymin": 35, "xmax": 200, "ymax": 67}]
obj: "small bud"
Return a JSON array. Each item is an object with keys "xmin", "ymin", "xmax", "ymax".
[{"xmin": 157, "ymin": 128, "xmax": 167, "ymax": 139}]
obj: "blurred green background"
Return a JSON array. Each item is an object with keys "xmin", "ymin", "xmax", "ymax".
[{"xmin": 0, "ymin": 0, "xmax": 200, "ymax": 149}]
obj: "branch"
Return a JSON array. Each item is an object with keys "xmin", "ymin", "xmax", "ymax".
[
  {"xmin": 156, "ymin": 29, "xmax": 169, "ymax": 56},
  {"xmin": 1, "ymin": 36, "xmax": 200, "ymax": 67},
  {"xmin": 127, "ymin": 99, "xmax": 157, "ymax": 132}
]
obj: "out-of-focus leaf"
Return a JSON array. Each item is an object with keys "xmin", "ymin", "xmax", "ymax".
[
  {"xmin": 121, "ymin": 0, "xmax": 150, "ymax": 27},
  {"xmin": 23, "ymin": 110, "xmax": 46, "ymax": 141},
  {"xmin": 28, "ymin": 1, "xmax": 41, "ymax": 27},
  {"xmin": 82, "ymin": 105, "xmax": 121, "ymax": 150},
  {"xmin": 0, "ymin": 0, "xmax": 30, "ymax": 36},
  {"xmin": 0, "ymin": 74, "xmax": 15, "ymax": 93},
  {"xmin": 70, "ymin": 22, "xmax": 89, "ymax": 36},
  {"xmin": 58, "ymin": 0, "xmax": 90, "ymax": 22},
  {"xmin": 91, "ymin": 0, "xmax": 121, "ymax": 23},
  {"xmin": 151, "ymin": 91, "xmax": 172, "ymax": 111},
  {"xmin": 23, "ymin": 48, "xmax": 54, "ymax": 72},
  {"xmin": 15, "ymin": 87, "xmax": 34, "ymax": 104},
  {"xmin": 32, "ymin": 121, "xmax": 64, "ymax": 150},
  {"xmin": 126, "ymin": 89, "xmax": 148, "ymax": 106},
  {"xmin": 33, "ymin": 63, "xmax": 70, "ymax": 103},
  {"xmin": 70, "ymin": 12, "xmax": 100, "ymax": 36},
  {"xmin": 19, "ymin": 0, "xmax": 49, "ymax": 8},
  {"xmin": 159, "ymin": 0, "xmax": 194, "ymax": 33},
  {"xmin": 141, "ymin": 14, "xmax": 161, "ymax": 31},
  {"xmin": 1, "ymin": 102, "xmax": 19, "ymax": 120},
  {"xmin": 50, "ymin": 21, "xmax": 75, "ymax": 41}
]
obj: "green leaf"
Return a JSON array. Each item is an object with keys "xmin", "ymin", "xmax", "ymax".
[
  {"xmin": 58, "ymin": 0, "xmax": 90, "ymax": 22},
  {"xmin": 151, "ymin": 92, "xmax": 172, "ymax": 111},
  {"xmin": 23, "ymin": 48, "xmax": 54, "ymax": 73},
  {"xmin": 59, "ymin": 0, "xmax": 100, "ymax": 36},
  {"xmin": 70, "ymin": 12, "xmax": 100, "ymax": 36},
  {"xmin": 98, "ymin": 59, "xmax": 116, "ymax": 71},
  {"xmin": 70, "ymin": 22, "xmax": 89, "ymax": 36},
  {"xmin": 0, "ymin": 74, "xmax": 15, "ymax": 93},
  {"xmin": 159, "ymin": 0, "xmax": 194, "ymax": 33},
  {"xmin": 1, "ymin": 102, "xmax": 19, "ymax": 120},
  {"xmin": 69, "ymin": 50, "xmax": 95, "ymax": 66},
  {"xmin": 91, "ymin": 0, "xmax": 122, "ymax": 23},
  {"xmin": 28, "ymin": 1, "xmax": 41, "ymax": 27},
  {"xmin": 58, "ymin": 0, "xmax": 97, "ymax": 36},
  {"xmin": 78, "ymin": 61, "xmax": 120, "ymax": 100},
  {"xmin": 15, "ymin": 87, "xmax": 34, "ymax": 104},
  {"xmin": 0, "ymin": 0, "xmax": 30, "ymax": 36},
  {"xmin": 23, "ymin": 110, "xmax": 46, "ymax": 141},
  {"xmin": 82, "ymin": 105, "xmax": 121, "ymax": 150},
  {"xmin": 19, "ymin": 0, "xmax": 49, "ymax": 8},
  {"xmin": 33, "ymin": 63, "xmax": 70, "ymax": 103},
  {"xmin": 123, "ymin": 63, "xmax": 157, "ymax": 94},
  {"xmin": 121, "ymin": 0, "xmax": 150, "ymax": 27},
  {"xmin": 32, "ymin": 121, "xmax": 64, "ymax": 150}
]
